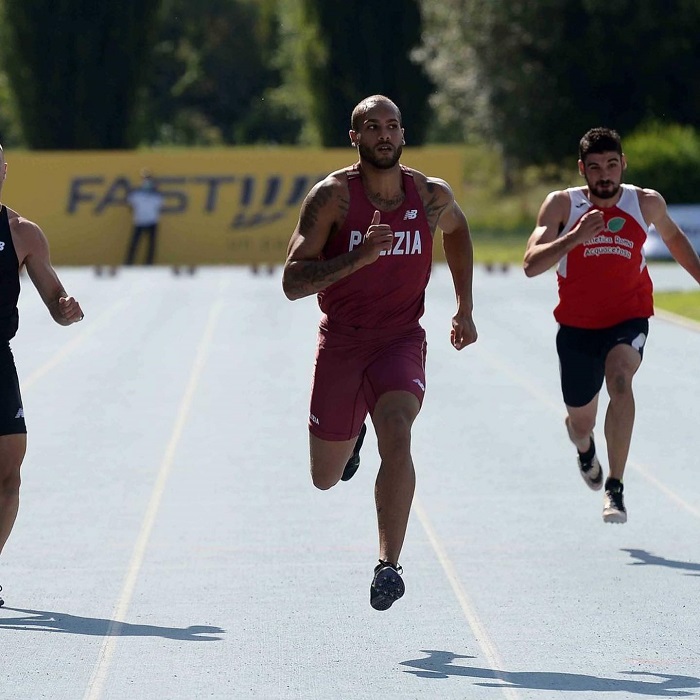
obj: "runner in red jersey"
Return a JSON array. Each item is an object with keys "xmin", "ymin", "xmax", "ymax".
[
  {"xmin": 524, "ymin": 127, "xmax": 700, "ymax": 524},
  {"xmin": 283, "ymin": 95, "xmax": 477, "ymax": 610}
]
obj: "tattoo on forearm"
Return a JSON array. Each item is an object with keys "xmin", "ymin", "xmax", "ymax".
[{"xmin": 286, "ymin": 254, "xmax": 359, "ymax": 297}]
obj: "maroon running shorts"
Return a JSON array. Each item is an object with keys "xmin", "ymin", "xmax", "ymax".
[{"xmin": 309, "ymin": 320, "xmax": 427, "ymax": 441}]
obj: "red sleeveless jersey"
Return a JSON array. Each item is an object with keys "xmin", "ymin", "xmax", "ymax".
[
  {"xmin": 317, "ymin": 165, "xmax": 433, "ymax": 329},
  {"xmin": 554, "ymin": 185, "xmax": 654, "ymax": 329}
]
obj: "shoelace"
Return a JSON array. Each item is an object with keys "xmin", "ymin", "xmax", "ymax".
[
  {"xmin": 606, "ymin": 490, "xmax": 624, "ymax": 507},
  {"xmin": 377, "ymin": 559, "xmax": 403, "ymax": 575},
  {"xmin": 581, "ymin": 461, "xmax": 594, "ymax": 473}
]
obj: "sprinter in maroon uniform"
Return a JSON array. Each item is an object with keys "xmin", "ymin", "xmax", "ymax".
[
  {"xmin": 0, "ymin": 144, "xmax": 84, "ymax": 607},
  {"xmin": 283, "ymin": 95, "xmax": 477, "ymax": 610}
]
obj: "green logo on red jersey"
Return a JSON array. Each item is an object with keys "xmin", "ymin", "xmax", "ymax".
[{"xmin": 606, "ymin": 217, "xmax": 625, "ymax": 233}]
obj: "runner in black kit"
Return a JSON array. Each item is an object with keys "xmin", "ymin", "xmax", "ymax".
[{"xmin": 0, "ymin": 144, "xmax": 84, "ymax": 606}]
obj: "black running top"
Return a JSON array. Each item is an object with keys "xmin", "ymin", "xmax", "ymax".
[{"xmin": 0, "ymin": 206, "xmax": 20, "ymax": 341}]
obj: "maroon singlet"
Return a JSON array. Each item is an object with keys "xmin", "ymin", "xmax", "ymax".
[{"xmin": 317, "ymin": 165, "xmax": 433, "ymax": 330}]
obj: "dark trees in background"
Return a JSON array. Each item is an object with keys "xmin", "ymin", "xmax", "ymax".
[
  {"xmin": 2, "ymin": 0, "xmax": 162, "ymax": 148},
  {"xmin": 417, "ymin": 0, "xmax": 700, "ymax": 168},
  {"xmin": 141, "ymin": 0, "xmax": 300, "ymax": 146},
  {"xmin": 299, "ymin": 0, "xmax": 434, "ymax": 146}
]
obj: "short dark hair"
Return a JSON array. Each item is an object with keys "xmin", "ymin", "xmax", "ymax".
[
  {"xmin": 579, "ymin": 127, "xmax": 622, "ymax": 162},
  {"xmin": 350, "ymin": 95, "xmax": 402, "ymax": 132}
]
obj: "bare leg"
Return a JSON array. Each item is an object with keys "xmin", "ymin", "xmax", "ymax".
[
  {"xmin": 603, "ymin": 344, "xmax": 642, "ymax": 481},
  {"xmin": 372, "ymin": 391, "xmax": 420, "ymax": 565},
  {"xmin": 565, "ymin": 395, "xmax": 599, "ymax": 452},
  {"xmin": 0, "ymin": 434, "xmax": 27, "ymax": 556},
  {"xmin": 309, "ymin": 432, "xmax": 359, "ymax": 491}
]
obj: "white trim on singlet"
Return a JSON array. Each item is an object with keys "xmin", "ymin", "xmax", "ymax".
[{"xmin": 557, "ymin": 185, "xmax": 649, "ymax": 277}]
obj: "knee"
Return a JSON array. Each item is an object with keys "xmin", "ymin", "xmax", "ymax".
[
  {"xmin": 0, "ymin": 470, "xmax": 21, "ymax": 496},
  {"xmin": 375, "ymin": 412, "xmax": 412, "ymax": 462},
  {"xmin": 606, "ymin": 369, "xmax": 634, "ymax": 398},
  {"xmin": 568, "ymin": 413, "xmax": 595, "ymax": 437},
  {"xmin": 605, "ymin": 350, "xmax": 639, "ymax": 398},
  {"xmin": 311, "ymin": 472, "xmax": 339, "ymax": 491},
  {"xmin": 310, "ymin": 460, "xmax": 341, "ymax": 491}
]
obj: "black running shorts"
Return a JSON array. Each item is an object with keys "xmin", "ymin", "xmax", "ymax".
[
  {"xmin": 0, "ymin": 343, "xmax": 26, "ymax": 435},
  {"xmin": 556, "ymin": 317, "xmax": 649, "ymax": 408}
]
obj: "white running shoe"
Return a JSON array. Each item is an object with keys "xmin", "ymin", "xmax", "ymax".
[{"xmin": 603, "ymin": 480, "xmax": 627, "ymax": 523}]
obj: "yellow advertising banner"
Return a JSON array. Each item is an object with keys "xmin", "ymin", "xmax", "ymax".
[{"xmin": 3, "ymin": 146, "xmax": 465, "ymax": 266}]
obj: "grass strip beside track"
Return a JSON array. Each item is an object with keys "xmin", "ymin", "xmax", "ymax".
[{"xmin": 654, "ymin": 289, "xmax": 700, "ymax": 322}]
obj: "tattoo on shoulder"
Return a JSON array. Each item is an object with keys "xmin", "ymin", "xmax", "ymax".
[
  {"xmin": 299, "ymin": 183, "xmax": 350, "ymax": 234},
  {"xmin": 299, "ymin": 183, "xmax": 336, "ymax": 234},
  {"xmin": 422, "ymin": 180, "xmax": 450, "ymax": 231}
]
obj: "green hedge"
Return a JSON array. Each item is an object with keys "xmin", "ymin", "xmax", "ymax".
[{"xmin": 624, "ymin": 123, "xmax": 700, "ymax": 204}]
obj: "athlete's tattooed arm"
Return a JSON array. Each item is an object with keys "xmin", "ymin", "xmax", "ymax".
[
  {"xmin": 283, "ymin": 249, "xmax": 364, "ymax": 301},
  {"xmin": 421, "ymin": 179, "xmax": 452, "ymax": 234},
  {"xmin": 283, "ymin": 174, "xmax": 391, "ymax": 300}
]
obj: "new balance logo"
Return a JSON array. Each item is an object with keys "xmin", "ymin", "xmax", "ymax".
[
  {"xmin": 310, "ymin": 413, "xmax": 319, "ymax": 425},
  {"xmin": 403, "ymin": 209, "xmax": 418, "ymax": 220},
  {"xmin": 15, "ymin": 408, "xmax": 23, "ymax": 419},
  {"xmin": 412, "ymin": 378, "xmax": 425, "ymax": 392}
]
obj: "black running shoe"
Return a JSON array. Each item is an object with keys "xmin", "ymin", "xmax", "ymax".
[
  {"xmin": 566, "ymin": 418, "xmax": 603, "ymax": 491},
  {"xmin": 370, "ymin": 560, "xmax": 405, "ymax": 611},
  {"xmin": 603, "ymin": 478, "xmax": 627, "ymax": 523},
  {"xmin": 341, "ymin": 423, "xmax": 367, "ymax": 482},
  {"xmin": 578, "ymin": 434, "xmax": 603, "ymax": 491}
]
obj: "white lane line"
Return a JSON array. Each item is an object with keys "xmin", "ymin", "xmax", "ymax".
[
  {"xmin": 631, "ymin": 461, "xmax": 700, "ymax": 519},
  {"xmin": 472, "ymin": 341, "xmax": 700, "ymax": 521},
  {"xmin": 82, "ymin": 293, "xmax": 225, "ymax": 700},
  {"xmin": 22, "ymin": 295, "xmax": 133, "ymax": 391},
  {"xmin": 409, "ymin": 327, "xmax": 699, "ymax": 695},
  {"xmin": 414, "ymin": 498, "xmax": 520, "ymax": 700}
]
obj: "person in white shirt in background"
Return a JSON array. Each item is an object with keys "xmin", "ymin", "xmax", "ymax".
[{"xmin": 125, "ymin": 169, "xmax": 165, "ymax": 265}]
